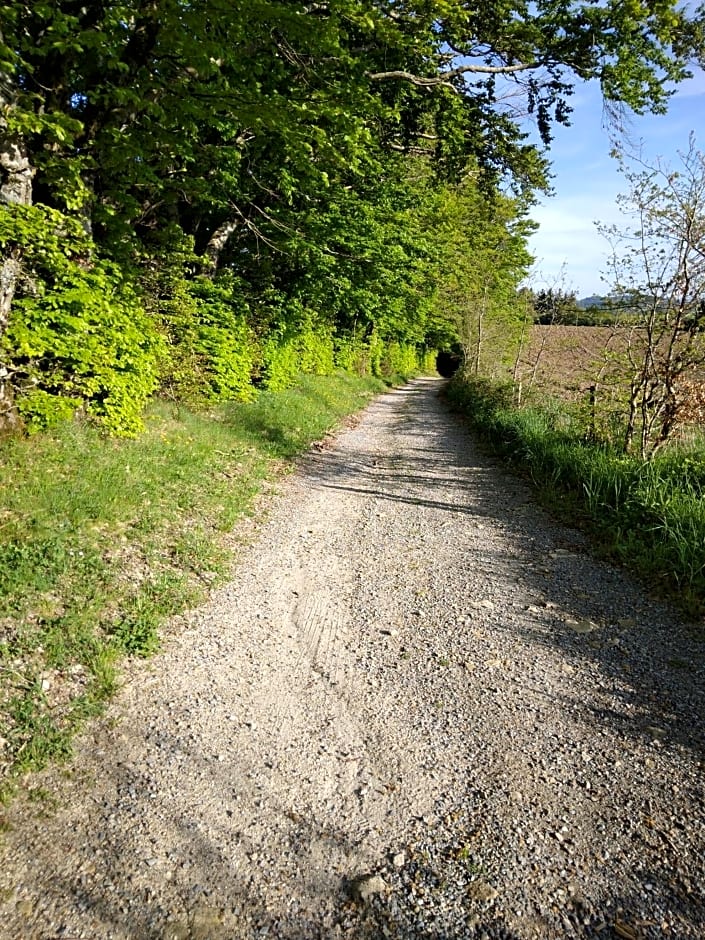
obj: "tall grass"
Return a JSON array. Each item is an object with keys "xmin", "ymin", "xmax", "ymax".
[
  {"xmin": 0, "ymin": 371, "xmax": 384, "ymax": 798},
  {"xmin": 447, "ymin": 377, "xmax": 705, "ymax": 617}
]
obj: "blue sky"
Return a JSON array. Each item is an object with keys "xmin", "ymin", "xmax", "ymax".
[{"xmin": 526, "ymin": 69, "xmax": 705, "ymax": 298}]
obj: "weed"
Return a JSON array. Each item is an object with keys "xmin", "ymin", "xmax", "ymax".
[
  {"xmin": 4, "ymin": 680, "xmax": 72, "ymax": 777},
  {"xmin": 26, "ymin": 786, "xmax": 59, "ymax": 817}
]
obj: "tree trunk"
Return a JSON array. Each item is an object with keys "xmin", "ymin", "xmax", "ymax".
[
  {"xmin": 202, "ymin": 219, "xmax": 240, "ymax": 276},
  {"xmin": 1, "ymin": 41, "xmax": 34, "ymax": 430},
  {"xmin": 474, "ymin": 284, "xmax": 488, "ymax": 376},
  {"xmin": 624, "ymin": 380, "xmax": 638, "ymax": 453},
  {"xmin": 0, "ymin": 139, "xmax": 33, "ymax": 316},
  {"xmin": 0, "ymin": 249, "xmax": 21, "ymax": 334}
]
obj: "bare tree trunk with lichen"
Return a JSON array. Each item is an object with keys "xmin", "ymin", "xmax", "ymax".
[{"xmin": 1, "ymin": 33, "xmax": 34, "ymax": 430}]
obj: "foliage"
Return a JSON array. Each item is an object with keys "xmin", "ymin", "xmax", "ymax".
[
  {"xmin": 186, "ymin": 277, "xmax": 258, "ymax": 402},
  {"xmin": 447, "ymin": 375, "xmax": 705, "ymax": 616},
  {"xmin": 259, "ymin": 308, "xmax": 336, "ymax": 392},
  {"xmin": 0, "ymin": 204, "xmax": 164, "ymax": 434},
  {"xmin": 377, "ymin": 341, "xmax": 427, "ymax": 380},
  {"xmin": 138, "ymin": 231, "xmax": 257, "ymax": 405},
  {"xmin": 531, "ymin": 288, "xmax": 584, "ymax": 325},
  {"xmin": 0, "ymin": 0, "xmax": 701, "ymax": 431},
  {"xmin": 334, "ymin": 329, "xmax": 373, "ymax": 374},
  {"xmin": 431, "ymin": 178, "xmax": 535, "ymax": 377}
]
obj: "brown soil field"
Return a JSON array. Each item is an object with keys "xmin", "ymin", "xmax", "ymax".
[
  {"xmin": 513, "ymin": 325, "xmax": 705, "ymax": 430},
  {"xmin": 515, "ymin": 326, "xmax": 628, "ymax": 400}
]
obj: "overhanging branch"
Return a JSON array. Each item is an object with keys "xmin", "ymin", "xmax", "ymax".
[{"xmin": 367, "ymin": 60, "xmax": 538, "ymax": 90}]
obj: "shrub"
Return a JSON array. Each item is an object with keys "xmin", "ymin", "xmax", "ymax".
[
  {"xmin": 1, "ymin": 205, "xmax": 164, "ymax": 435},
  {"xmin": 379, "ymin": 341, "xmax": 422, "ymax": 379},
  {"xmin": 140, "ymin": 232, "xmax": 257, "ymax": 405},
  {"xmin": 260, "ymin": 307, "xmax": 335, "ymax": 391},
  {"xmin": 187, "ymin": 277, "xmax": 257, "ymax": 402},
  {"xmin": 334, "ymin": 330, "xmax": 371, "ymax": 374}
]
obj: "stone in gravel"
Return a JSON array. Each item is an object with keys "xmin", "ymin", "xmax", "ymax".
[
  {"xmin": 565, "ymin": 618, "xmax": 599, "ymax": 634},
  {"xmin": 163, "ymin": 920, "xmax": 190, "ymax": 940},
  {"xmin": 190, "ymin": 905, "xmax": 225, "ymax": 939},
  {"xmin": 614, "ymin": 920, "xmax": 639, "ymax": 940},
  {"xmin": 349, "ymin": 873, "xmax": 387, "ymax": 902},
  {"xmin": 467, "ymin": 880, "xmax": 499, "ymax": 902},
  {"xmin": 392, "ymin": 851, "xmax": 406, "ymax": 868}
]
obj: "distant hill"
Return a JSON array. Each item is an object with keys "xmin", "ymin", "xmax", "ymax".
[{"xmin": 577, "ymin": 295, "xmax": 608, "ymax": 309}]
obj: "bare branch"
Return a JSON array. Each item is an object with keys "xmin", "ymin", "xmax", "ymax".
[
  {"xmin": 389, "ymin": 143, "xmax": 434, "ymax": 155},
  {"xmin": 367, "ymin": 60, "xmax": 537, "ymax": 90},
  {"xmin": 367, "ymin": 70, "xmax": 458, "ymax": 92}
]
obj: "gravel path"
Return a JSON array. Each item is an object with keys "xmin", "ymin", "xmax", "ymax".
[{"xmin": 1, "ymin": 377, "xmax": 704, "ymax": 940}]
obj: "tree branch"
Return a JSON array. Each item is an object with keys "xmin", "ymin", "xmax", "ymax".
[{"xmin": 367, "ymin": 60, "xmax": 538, "ymax": 90}]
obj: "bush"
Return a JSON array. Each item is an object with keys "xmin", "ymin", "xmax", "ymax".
[
  {"xmin": 334, "ymin": 330, "xmax": 371, "ymax": 374},
  {"xmin": 1, "ymin": 205, "xmax": 164, "ymax": 435},
  {"xmin": 379, "ymin": 341, "xmax": 421, "ymax": 379},
  {"xmin": 187, "ymin": 277, "xmax": 257, "ymax": 402},
  {"xmin": 260, "ymin": 308, "xmax": 335, "ymax": 391},
  {"xmin": 142, "ymin": 234, "xmax": 258, "ymax": 405}
]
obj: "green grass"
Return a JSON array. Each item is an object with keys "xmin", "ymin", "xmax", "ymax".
[
  {"xmin": 447, "ymin": 376, "xmax": 705, "ymax": 620},
  {"xmin": 0, "ymin": 370, "xmax": 385, "ymax": 798}
]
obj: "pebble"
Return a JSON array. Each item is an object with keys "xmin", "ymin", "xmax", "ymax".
[{"xmin": 350, "ymin": 873, "xmax": 387, "ymax": 902}]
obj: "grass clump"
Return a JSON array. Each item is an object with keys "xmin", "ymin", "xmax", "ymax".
[
  {"xmin": 447, "ymin": 376, "xmax": 705, "ymax": 618},
  {"xmin": 0, "ymin": 370, "xmax": 384, "ymax": 798}
]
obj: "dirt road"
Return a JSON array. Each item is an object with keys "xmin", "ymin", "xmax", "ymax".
[{"xmin": 1, "ymin": 378, "xmax": 704, "ymax": 939}]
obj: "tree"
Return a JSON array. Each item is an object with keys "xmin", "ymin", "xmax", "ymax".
[
  {"xmin": 0, "ymin": 0, "xmax": 703, "ymax": 431},
  {"xmin": 600, "ymin": 137, "xmax": 705, "ymax": 457},
  {"xmin": 431, "ymin": 178, "xmax": 535, "ymax": 378},
  {"xmin": 366, "ymin": 0, "xmax": 700, "ymax": 149},
  {"xmin": 531, "ymin": 288, "xmax": 583, "ymax": 325},
  {"xmin": 0, "ymin": 23, "xmax": 34, "ymax": 428}
]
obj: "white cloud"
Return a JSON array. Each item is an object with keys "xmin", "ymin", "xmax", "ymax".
[
  {"xmin": 518, "ymin": 64, "xmax": 705, "ymax": 297},
  {"xmin": 528, "ymin": 195, "xmax": 625, "ymax": 295}
]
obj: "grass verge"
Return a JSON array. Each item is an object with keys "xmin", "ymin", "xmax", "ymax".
[
  {"xmin": 446, "ymin": 376, "xmax": 705, "ymax": 620},
  {"xmin": 0, "ymin": 371, "xmax": 385, "ymax": 800}
]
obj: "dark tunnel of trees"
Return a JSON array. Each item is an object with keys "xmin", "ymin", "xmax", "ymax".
[{"xmin": 436, "ymin": 350, "xmax": 463, "ymax": 378}]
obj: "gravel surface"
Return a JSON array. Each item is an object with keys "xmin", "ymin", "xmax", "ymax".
[{"xmin": 1, "ymin": 377, "xmax": 704, "ymax": 940}]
